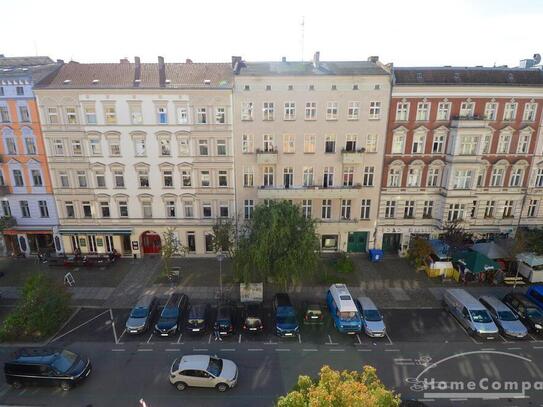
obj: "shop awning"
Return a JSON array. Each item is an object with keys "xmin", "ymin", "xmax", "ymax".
[
  {"xmin": 452, "ymin": 250, "xmax": 500, "ymax": 273},
  {"xmin": 471, "ymin": 242, "xmax": 508, "ymax": 260},
  {"xmin": 58, "ymin": 227, "xmax": 133, "ymax": 236},
  {"xmin": 3, "ymin": 227, "xmax": 53, "ymax": 235}
]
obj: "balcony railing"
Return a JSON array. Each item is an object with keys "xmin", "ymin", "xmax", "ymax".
[
  {"xmin": 256, "ymin": 148, "xmax": 278, "ymax": 164},
  {"xmin": 257, "ymin": 184, "xmax": 362, "ymax": 199}
]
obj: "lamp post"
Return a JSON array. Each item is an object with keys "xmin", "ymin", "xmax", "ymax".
[{"xmin": 217, "ymin": 251, "xmax": 225, "ymax": 296}]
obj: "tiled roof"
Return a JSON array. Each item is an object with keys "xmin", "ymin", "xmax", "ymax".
[
  {"xmin": 394, "ymin": 67, "xmax": 543, "ymax": 86},
  {"xmin": 0, "ymin": 56, "xmax": 54, "ymax": 68},
  {"xmin": 36, "ymin": 61, "xmax": 233, "ymax": 89},
  {"xmin": 237, "ymin": 61, "xmax": 389, "ymax": 76}
]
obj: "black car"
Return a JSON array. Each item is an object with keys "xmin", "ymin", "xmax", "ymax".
[
  {"xmin": 302, "ymin": 303, "xmax": 324, "ymax": 325},
  {"xmin": 502, "ymin": 293, "xmax": 543, "ymax": 335},
  {"xmin": 4, "ymin": 348, "xmax": 91, "ymax": 391},
  {"xmin": 214, "ymin": 304, "xmax": 235, "ymax": 337},
  {"xmin": 242, "ymin": 302, "xmax": 264, "ymax": 333},
  {"xmin": 154, "ymin": 293, "xmax": 189, "ymax": 336},
  {"xmin": 186, "ymin": 303, "xmax": 211, "ymax": 334}
]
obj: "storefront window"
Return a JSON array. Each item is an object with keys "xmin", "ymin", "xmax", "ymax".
[{"xmin": 321, "ymin": 235, "xmax": 338, "ymax": 251}]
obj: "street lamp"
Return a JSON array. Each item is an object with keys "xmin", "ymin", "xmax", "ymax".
[{"xmin": 217, "ymin": 251, "xmax": 225, "ymax": 296}]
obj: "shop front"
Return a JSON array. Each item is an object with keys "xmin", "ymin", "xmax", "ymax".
[
  {"xmin": 59, "ymin": 227, "xmax": 133, "ymax": 256},
  {"xmin": 2, "ymin": 227, "xmax": 61, "ymax": 256}
]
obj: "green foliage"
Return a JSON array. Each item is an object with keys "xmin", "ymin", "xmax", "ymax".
[
  {"xmin": 335, "ymin": 252, "xmax": 354, "ymax": 273},
  {"xmin": 234, "ymin": 200, "xmax": 320, "ymax": 289},
  {"xmin": 521, "ymin": 228, "xmax": 543, "ymax": 256},
  {"xmin": 277, "ymin": 365, "xmax": 401, "ymax": 407},
  {"xmin": 0, "ymin": 216, "xmax": 16, "ymax": 232},
  {"xmin": 442, "ymin": 219, "xmax": 472, "ymax": 255},
  {"xmin": 161, "ymin": 228, "xmax": 187, "ymax": 277},
  {"xmin": 0, "ymin": 274, "xmax": 71, "ymax": 341},
  {"xmin": 407, "ymin": 238, "xmax": 432, "ymax": 269},
  {"xmin": 211, "ymin": 217, "xmax": 236, "ymax": 257}
]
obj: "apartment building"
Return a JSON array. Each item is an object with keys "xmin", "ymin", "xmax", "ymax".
[
  {"xmin": 34, "ymin": 57, "xmax": 233, "ymax": 256},
  {"xmin": 378, "ymin": 66, "xmax": 543, "ymax": 253},
  {"xmin": 232, "ymin": 53, "xmax": 391, "ymax": 252},
  {"xmin": 0, "ymin": 55, "xmax": 62, "ymax": 256}
]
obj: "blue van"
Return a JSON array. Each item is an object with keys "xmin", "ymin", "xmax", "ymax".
[
  {"xmin": 526, "ymin": 285, "xmax": 543, "ymax": 310},
  {"xmin": 326, "ymin": 284, "xmax": 362, "ymax": 334}
]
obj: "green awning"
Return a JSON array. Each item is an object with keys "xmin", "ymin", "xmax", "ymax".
[
  {"xmin": 59, "ymin": 228, "xmax": 133, "ymax": 236},
  {"xmin": 452, "ymin": 250, "xmax": 500, "ymax": 273}
]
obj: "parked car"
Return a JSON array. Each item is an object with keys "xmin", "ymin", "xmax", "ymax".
[
  {"xmin": 327, "ymin": 284, "xmax": 362, "ymax": 334},
  {"xmin": 272, "ymin": 293, "xmax": 299, "ymax": 337},
  {"xmin": 169, "ymin": 355, "xmax": 238, "ymax": 392},
  {"xmin": 154, "ymin": 293, "xmax": 189, "ymax": 336},
  {"xmin": 214, "ymin": 304, "xmax": 235, "ymax": 337},
  {"xmin": 302, "ymin": 303, "xmax": 324, "ymax": 325},
  {"xmin": 186, "ymin": 303, "xmax": 211, "ymax": 334},
  {"xmin": 242, "ymin": 302, "xmax": 264, "ymax": 333},
  {"xmin": 502, "ymin": 293, "xmax": 543, "ymax": 335},
  {"xmin": 4, "ymin": 348, "xmax": 91, "ymax": 391},
  {"xmin": 126, "ymin": 295, "xmax": 158, "ymax": 334},
  {"xmin": 355, "ymin": 297, "xmax": 386, "ymax": 338},
  {"xmin": 525, "ymin": 285, "xmax": 543, "ymax": 310},
  {"xmin": 478, "ymin": 295, "xmax": 527, "ymax": 339}
]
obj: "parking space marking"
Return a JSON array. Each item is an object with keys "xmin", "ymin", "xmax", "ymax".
[
  {"xmin": 137, "ymin": 348, "xmax": 153, "ymax": 352},
  {"xmin": 176, "ymin": 333, "xmax": 183, "ymax": 344},
  {"xmin": 208, "ymin": 334, "xmax": 212, "ymax": 344},
  {"xmin": 165, "ymin": 349, "xmax": 180, "ymax": 352},
  {"xmin": 451, "ymin": 317, "xmax": 480, "ymax": 344},
  {"xmin": 329, "ymin": 348, "xmax": 345, "ymax": 352},
  {"xmin": 276, "ymin": 348, "xmax": 290, "ymax": 352},
  {"xmin": 499, "ymin": 334, "xmax": 512, "ymax": 343},
  {"xmin": 248, "ymin": 348, "xmax": 263, "ymax": 352},
  {"xmin": 146, "ymin": 333, "xmax": 153, "ymax": 344},
  {"xmin": 220, "ymin": 348, "xmax": 236, "ymax": 352},
  {"xmin": 507, "ymin": 347, "xmax": 522, "ymax": 350},
  {"xmin": 326, "ymin": 334, "xmax": 338, "ymax": 345},
  {"xmin": 117, "ymin": 329, "xmax": 126, "ymax": 344},
  {"xmin": 49, "ymin": 309, "xmax": 110, "ymax": 343},
  {"xmin": 109, "ymin": 308, "xmax": 120, "ymax": 344},
  {"xmin": 356, "ymin": 334, "xmax": 362, "ymax": 345},
  {"xmin": 481, "ymin": 348, "xmax": 495, "ymax": 351},
  {"xmin": 238, "ymin": 334, "xmax": 242, "ymax": 343},
  {"xmin": 385, "ymin": 332, "xmax": 393, "ymax": 346},
  {"xmin": 358, "ymin": 349, "xmax": 372, "ymax": 352},
  {"xmin": 302, "ymin": 348, "xmax": 318, "ymax": 352},
  {"xmin": 532, "ymin": 346, "xmax": 543, "ymax": 349},
  {"xmin": 384, "ymin": 348, "xmax": 400, "ymax": 352},
  {"xmin": 111, "ymin": 348, "xmax": 125, "ymax": 352},
  {"xmin": 298, "ymin": 334, "xmax": 302, "ymax": 344},
  {"xmin": 264, "ymin": 339, "xmax": 278, "ymax": 345},
  {"xmin": 193, "ymin": 348, "xmax": 208, "ymax": 352}
]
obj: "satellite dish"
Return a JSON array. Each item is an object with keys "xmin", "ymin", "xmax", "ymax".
[{"xmin": 534, "ymin": 54, "xmax": 541, "ymax": 65}]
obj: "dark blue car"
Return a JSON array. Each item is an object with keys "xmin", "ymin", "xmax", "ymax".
[
  {"xmin": 154, "ymin": 293, "xmax": 188, "ymax": 336},
  {"xmin": 273, "ymin": 293, "xmax": 299, "ymax": 337},
  {"xmin": 526, "ymin": 285, "xmax": 543, "ymax": 310}
]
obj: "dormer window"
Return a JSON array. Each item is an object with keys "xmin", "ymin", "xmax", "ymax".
[
  {"xmin": 244, "ymin": 85, "xmax": 250, "ymax": 91},
  {"xmin": 352, "ymin": 84, "xmax": 359, "ymax": 90}
]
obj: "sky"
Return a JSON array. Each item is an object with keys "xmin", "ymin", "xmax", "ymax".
[{"xmin": 1, "ymin": 0, "xmax": 542, "ymax": 67}]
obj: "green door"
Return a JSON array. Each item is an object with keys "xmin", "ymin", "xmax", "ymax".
[
  {"xmin": 347, "ymin": 232, "xmax": 368, "ymax": 253},
  {"xmin": 382, "ymin": 233, "xmax": 401, "ymax": 253}
]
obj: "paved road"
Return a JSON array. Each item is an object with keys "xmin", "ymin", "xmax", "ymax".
[{"xmin": 1, "ymin": 305, "xmax": 543, "ymax": 407}]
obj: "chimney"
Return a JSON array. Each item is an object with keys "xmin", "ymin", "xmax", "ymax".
[
  {"xmin": 158, "ymin": 56, "xmax": 166, "ymax": 87},
  {"xmin": 231, "ymin": 56, "xmax": 244, "ymax": 75},
  {"xmin": 134, "ymin": 56, "xmax": 141, "ymax": 86},
  {"xmin": 186, "ymin": 58, "xmax": 193, "ymax": 64},
  {"xmin": 313, "ymin": 51, "xmax": 320, "ymax": 69},
  {"xmin": 120, "ymin": 58, "xmax": 129, "ymax": 64},
  {"xmin": 368, "ymin": 56, "xmax": 379, "ymax": 63},
  {"xmin": 56, "ymin": 59, "xmax": 64, "ymax": 64},
  {"xmin": 231, "ymin": 56, "xmax": 242, "ymax": 69},
  {"xmin": 281, "ymin": 56, "xmax": 286, "ymax": 62}
]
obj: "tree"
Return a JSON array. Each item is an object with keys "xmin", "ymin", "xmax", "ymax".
[
  {"xmin": 234, "ymin": 200, "xmax": 319, "ymax": 288},
  {"xmin": 161, "ymin": 228, "xmax": 187, "ymax": 277},
  {"xmin": 0, "ymin": 274, "xmax": 71, "ymax": 341},
  {"xmin": 211, "ymin": 217, "xmax": 236, "ymax": 257},
  {"xmin": 441, "ymin": 219, "xmax": 472, "ymax": 256},
  {"xmin": 0, "ymin": 216, "xmax": 16, "ymax": 232},
  {"xmin": 522, "ymin": 228, "xmax": 543, "ymax": 255},
  {"xmin": 277, "ymin": 365, "xmax": 401, "ymax": 407},
  {"xmin": 407, "ymin": 237, "xmax": 432, "ymax": 270}
]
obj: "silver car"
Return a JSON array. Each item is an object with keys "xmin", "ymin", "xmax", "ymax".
[
  {"xmin": 126, "ymin": 295, "xmax": 157, "ymax": 334},
  {"xmin": 479, "ymin": 295, "xmax": 528, "ymax": 339},
  {"xmin": 356, "ymin": 296, "xmax": 386, "ymax": 338},
  {"xmin": 169, "ymin": 355, "xmax": 238, "ymax": 392}
]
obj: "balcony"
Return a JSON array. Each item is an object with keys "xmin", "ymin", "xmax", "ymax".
[
  {"xmin": 341, "ymin": 148, "xmax": 365, "ymax": 164},
  {"xmin": 257, "ymin": 184, "xmax": 362, "ymax": 199},
  {"xmin": 256, "ymin": 149, "xmax": 278, "ymax": 165},
  {"xmin": 450, "ymin": 115, "xmax": 489, "ymax": 129}
]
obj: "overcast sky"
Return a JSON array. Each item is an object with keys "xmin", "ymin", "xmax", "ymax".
[{"xmin": 1, "ymin": 0, "xmax": 542, "ymax": 67}]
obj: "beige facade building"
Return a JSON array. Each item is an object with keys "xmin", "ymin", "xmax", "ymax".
[
  {"xmin": 34, "ymin": 58, "xmax": 234, "ymax": 256},
  {"xmin": 232, "ymin": 54, "xmax": 392, "ymax": 252}
]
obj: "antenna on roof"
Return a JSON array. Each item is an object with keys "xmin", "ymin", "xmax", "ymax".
[{"xmin": 301, "ymin": 16, "xmax": 305, "ymax": 63}]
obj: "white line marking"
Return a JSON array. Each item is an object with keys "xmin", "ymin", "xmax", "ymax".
[
  {"xmin": 111, "ymin": 348, "xmax": 125, "ymax": 352},
  {"xmin": 264, "ymin": 340, "xmax": 278, "ymax": 345},
  {"xmin": 117, "ymin": 329, "xmax": 126, "ymax": 344},
  {"xmin": 450, "ymin": 398, "xmax": 468, "ymax": 401},
  {"xmin": 385, "ymin": 332, "xmax": 393, "ymax": 346},
  {"xmin": 193, "ymin": 348, "xmax": 208, "ymax": 351},
  {"xmin": 532, "ymin": 346, "xmax": 543, "ymax": 349},
  {"xmin": 238, "ymin": 334, "xmax": 242, "ymax": 343},
  {"xmin": 385, "ymin": 349, "xmax": 400, "ymax": 352},
  {"xmin": 109, "ymin": 308, "xmax": 114, "ymax": 320},
  {"xmin": 419, "ymin": 399, "xmax": 435, "ymax": 402},
  {"xmin": 302, "ymin": 348, "xmax": 318, "ymax": 352},
  {"xmin": 248, "ymin": 348, "xmax": 263, "ymax": 352},
  {"xmin": 176, "ymin": 332, "xmax": 183, "ymax": 344},
  {"xmin": 329, "ymin": 348, "xmax": 345, "ymax": 352},
  {"xmin": 111, "ymin": 321, "xmax": 119, "ymax": 344},
  {"xmin": 220, "ymin": 348, "xmax": 235, "ymax": 352},
  {"xmin": 481, "ymin": 348, "xmax": 495, "ymax": 351},
  {"xmin": 358, "ymin": 349, "xmax": 372, "ymax": 352},
  {"xmin": 50, "ymin": 309, "xmax": 110, "ymax": 343},
  {"xmin": 298, "ymin": 334, "xmax": 302, "ymax": 344},
  {"xmin": 146, "ymin": 333, "xmax": 153, "ymax": 344},
  {"xmin": 356, "ymin": 334, "xmax": 362, "ymax": 344},
  {"xmin": 137, "ymin": 348, "xmax": 153, "ymax": 352},
  {"xmin": 276, "ymin": 348, "xmax": 290, "ymax": 352},
  {"xmin": 208, "ymin": 334, "xmax": 212, "ymax": 344},
  {"xmin": 165, "ymin": 349, "xmax": 180, "ymax": 352},
  {"xmin": 507, "ymin": 347, "xmax": 522, "ymax": 350},
  {"xmin": 454, "ymin": 319, "xmax": 480, "ymax": 345}
]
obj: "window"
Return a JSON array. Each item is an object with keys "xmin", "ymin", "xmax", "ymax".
[
  {"xmin": 423, "ymin": 201, "xmax": 433, "ymax": 218},
  {"xmin": 427, "ymin": 167, "xmax": 440, "ymax": 187},
  {"xmin": 244, "ymin": 200, "xmax": 254, "ymax": 219},
  {"xmin": 326, "ymin": 102, "xmax": 338, "ymax": 120},
  {"xmin": 303, "ymin": 167, "xmax": 313, "ymax": 186},
  {"xmin": 363, "ymin": 166, "xmax": 374, "ymax": 186},
  {"xmin": 460, "ymin": 135, "xmax": 477, "ymax": 155},
  {"xmin": 160, "ymin": 138, "xmax": 171, "ymax": 156},
  {"xmin": 177, "ymin": 106, "xmax": 188, "ymax": 124},
  {"xmin": 142, "ymin": 201, "xmax": 153, "ymax": 218},
  {"xmin": 84, "ymin": 105, "xmax": 97, "ymax": 124},
  {"xmin": 388, "ymin": 167, "xmax": 401, "ymax": 187},
  {"xmin": 76, "ymin": 171, "xmax": 87, "ymax": 187},
  {"xmin": 283, "ymin": 167, "xmax": 293, "ymax": 188},
  {"xmin": 263, "ymin": 134, "xmax": 275, "ymax": 152},
  {"xmin": 239, "ymin": 166, "xmax": 253, "ymax": 188},
  {"xmin": 448, "ymin": 203, "xmax": 465, "ymax": 221},
  {"xmin": 360, "ymin": 199, "xmax": 371, "ymax": 219},
  {"xmin": 404, "ymin": 200, "xmax": 415, "ymax": 218},
  {"xmin": 323, "ymin": 167, "xmax": 334, "ymax": 188},
  {"xmin": 510, "ymin": 168, "xmax": 523, "ymax": 187},
  {"xmin": 345, "ymin": 134, "xmax": 357, "ymax": 152},
  {"xmin": 470, "ymin": 201, "xmax": 478, "ymax": 218},
  {"xmin": 13, "ymin": 170, "xmax": 24, "ymax": 186},
  {"xmin": 437, "ymin": 102, "xmax": 451, "ymax": 121},
  {"xmin": 302, "ymin": 200, "xmax": 312, "ymax": 218},
  {"xmin": 157, "ymin": 106, "xmax": 168, "ymax": 124},
  {"xmin": 1, "ymin": 201, "xmax": 11, "ymax": 217},
  {"xmin": 95, "ymin": 171, "xmax": 106, "ymax": 188},
  {"xmin": 523, "ymin": 103, "xmax": 537, "ymax": 122},
  {"xmin": 47, "ymin": 107, "xmax": 58, "ymax": 124},
  {"xmin": 135, "ymin": 169, "xmax": 148, "ymax": 188},
  {"xmin": 20, "ymin": 201, "xmax": 30, "ymax": 218},
  {"xmin": 196, "ymin": 107, "xmax": 207, "ymax": 124},
  {"xmin": 459, "ymin": 101, "xmax": 475, "ymax": 118},
  {"xmin": 163, "ymin": 170, "xmax": 173, "ymax": 187},
  {"xmin": 6, "ymin": 138, "xmax": 17, "ymax": 155},
  {"xmin": 385, "ymin": 201, "xmax": 396, "ymax": 218},
  {"xmin": 305, "ymin": 102, "xmax": 316, "ymax": 120},
  {"xmin": 181, "ymin": 169, "xmax": 192, "ymax": 187},
  {"xmin": 240, "ymin": 134, "xmax": 253, "ymax": 154},
  {"xmin": 214, "ymin": 107, "xmax": 226, "ymax": 124},
  {"xmin": 477, "ymin": 169, "xmax": 486, "ymax": 187},
  {"xmin": 503, "ymin": 103, "xmax": 517, "ymax": 121},
  {"xmin": 392, "ymin": 133, "xmax": 405, "ymax": 154},
  {"xmin": 65, "ymin": 201, "xmax": 75, "ymax": 218},
  {"xmin": 200, "ymin": 170, "xmax": 210, "ymax": 187},
  {"xmin": 263, "ymin": 102, "xmax": 274, "ymax": 121},
  {"xmin": 343, "ymin": 167, "xmax": 354, "ymax": 186},
  {"xmin": 353, "ymin": 84, "xmax": 359, "ymax": 90},
  {"xmin": 244, "ymin": 85, "xmax": 250, "ymax": 91},
  {"xmin": 284, "ymin": 102, "xmax": 296, "ymax": 120},
  {"xmin": 38, "ymin": 200, "xmax": 49, "ymax": 218},
  {"xmin": 407, "ymin": 167, "xmax": 421, "ymax": 187},
  {"xmin": 241, "ymin": 102, "xmax": 253, "ymax": 121},
  {"xmin": 202, "ymin": 202, "xmax": 212, "ymax": 218},
  {"xmin": 59, "ymin": 171, "xmax": 69, "ymax": 188},
  {"xmin": 304, "ymin": 135, "xmax": 316, "ymax": 153},
  {"xmin": 491, "ymin": 167, "xmax": 504, "ymax": 187},
  {"xmin": 166, "ymin": 200, "xmax": 176, "ymax": 218},
  {"xmin": 214, "ymin": 139, "xmax": 226, "ymax": 156},
  {"xmin": 104, "ymin": 106, "xmax": 117, "ymax": 124},
  {"xmin": 266, "ymin": 85, "xmax": 272, "ymax": 91},
  {"xmin": 114, "ymin": 170, "xmax": 125, "ymax": 188},
  {"xmin": 308, "ymin": 84, "xmax": 315, "ymax": 91},
  {"xmin": 184, "ymin": 201, "xmax": 194, "ymax": 218},
  {"xmin": 16, "ymin": 86, "xmax": 24, "ymax": 95},
  {"xmin": 130, "ymin": 104, "xmax": 143, "ymax": 124},
  {"xmin": 454, "ymin": 169, "xmax": 473, "ymax": 189},
  {"xmin": 481, "ymin": 134, "xmax": 491, "ymax": 154},
  {"xmin": 347, "ymin": 101, "xmax": 360, "ymax": 120},
  {"xmin": 341, "ymin": 199, "xmax": 351, "ymax": 220},
  {"xmin": 263, "ymin": 167, "xmax": 274, "ymax": 186},
  {"xmin": 218, "ymin": 170, "xmax": 228, "ymax": 187},
  {"xmin": 321, "ymin": 199, "xmax": 332, "ymax": 219},
  {"xmin": 118, "ymin": 201, "xmax": 129, "ymax": 217},
  {"xmin": 0, "ymin": 171, "xmax": 4, "ymax": 186},
  {"xmin": 219, "ymin": 202, "xmax": 229, "ymax": 217},
  {"xmin": 432, "ymin": 133, "xmax": 445, "ymax": 153},
  {"xmin": 19, "ymin": 106, "xmax": 30, "ymax": 122},
  {"xmin": 396, "ymin": 102, "xmax": 409, "ymax": 121},
  {"xmin": 109, "ymin": 139, "xmax": 120, "ymax": 156},
  {"xmin": 82, "ymin": 201, "xmax": 92, "ymax": 218},
  {"xmin": 0, "ymin": 106, "xmax": 10, "ymax": 122},
  {"xmin": 134, "ymin": 138, "xmax": 146, "ymax": 156},
  {"xmin": 66, "ymin": 107, "xmax": 78, "ymax": 124},
  {"xmin": 517, "ymin": 133, "xmax": 530, "ymax": 154},
  {"xmin": 89, "ymin": 139, "xmax": 101, "ymax": 155},
  {"xmin": 71, "ymin": 140, "xmax": 83, "ymax": 156},
  {"xmin": 416, "ymin": 102, "xmax": 430, "ymax": 121},
  {"xmin": 484, "ymin": 201, "xmax": 495, "ymax": 218},
  {"xmin": 497, "ymin": 133, "xmax": 511, "ymax": 154},
  {"xmin": 503, "ymin": 200, "xmax": 514, "ymax": 218},
  {"xmin": 198, "ymin": 140, "xmax": 209, "ymax": 156},
  {"xmin": 412, "ymin": 132, "xmax": 425, "ymax": 153},
  {"xmin": 528, "ymin": 200, "xmax": 538, "ymax": 217},
  {"xmin": 366, "ymin": 134, "xmax": 377, "ymax": 153},
  {"xmin": 485, "ymin": 102, "xmax": 498, "ymax": 120},
  {"xmin": 31, "ymin": 170, "xmax": 43, "ymax": 186},
  {"xmin": 369, "ymin": 101, "xmax": 381, "ymax": 119}
]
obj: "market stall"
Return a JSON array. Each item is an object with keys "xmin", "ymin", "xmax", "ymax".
[{"xmin": 451, "ymin": 250, "xmax": 501, "ymax": 283}]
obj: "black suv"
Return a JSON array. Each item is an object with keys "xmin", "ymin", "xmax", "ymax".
[
  {"xmin": 242, "ymin": 302, "xmax": 264, "ymax": 333},
  {"xmin": 186, "ymin": 303, "xmax": 211, "ymax": 334},
  {"xmin": 154, "ymin": 293, "xmax": 189, "ymax": 336},
  {"xmin": 4, "ymin": 348, "xmax": 91, "ymax": 391},
  {"xmin": 214, "ymin": 304, "xmax": 235, "ymax": 337},
  {"xmin": 502, "ymin": 293, "xmax": 543, "ymax": 335}
]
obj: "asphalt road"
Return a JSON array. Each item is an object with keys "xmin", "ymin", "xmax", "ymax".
[{"xmin": 0, "ymin": 304, "xmax": 542, "ymax": 407}]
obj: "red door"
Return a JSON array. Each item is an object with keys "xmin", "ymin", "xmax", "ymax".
[{"xmin": 141, "ymin": 232, "xmax": 161, "ymax": 254}]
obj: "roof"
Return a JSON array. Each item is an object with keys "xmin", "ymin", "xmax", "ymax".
[
  {"xmin": 446, "ymin": 289, "xmax": 484, "ymax": 308},
  {"xmin": 0, "ymin": 56, "xmax": 61, "ymax": 84},
  {"xmin": 237, "ymin": 60, "xmax": 389, "ymax": 76},
  {"xmin": 452, "ymin": 250, "xmax": 500, "ymax": 273},
  {"xmin": 428, "ymin": 239, "xmax": 451, "ymax": 260},
  {"xmin": 517, "ymin": 253, "xmax": 543, "ymax": 267},
  {"xmin": 394, "ymin": 67, "xmax": 543, "ymax": 86},
  {"xmin": 36, "ymin": 61, "xmax": 233, "ymax": 89},
  {"xmin": 471, "ymin": 242, "xmax": 508, "ymax": 260},
  {"xmin": 0, "ymin": 56, "xmax": 54, "ymax": 68},
  {"xmin": 179, "ymin": 355, "xmax": 210, "ymax": 371}
]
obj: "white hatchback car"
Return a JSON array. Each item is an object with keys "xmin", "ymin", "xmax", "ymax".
[{"xmin": 169, "ymin": 355, "xmax": 238, "ymax": 392}]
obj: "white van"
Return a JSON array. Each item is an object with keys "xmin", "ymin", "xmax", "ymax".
[
  {"xmin": 517, "ymin": 253, "xmax": 543, "ymax": 283},
  {"xmin": 443, "ymin": 288, "xmax": 498, "ymax": 340}
]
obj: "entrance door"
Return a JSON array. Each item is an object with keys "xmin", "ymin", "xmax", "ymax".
[
  {"xmin": 382, "ymin": 233, "xmax": 402, "ymax": 253},
  {"xmin": 70, "ymin": 235, "xmax": 80, "ymax": 252},
  {"xmin": 88, "ymin": 236, "xmax": 97, "ymax": 253},
  {"xmin": 141, "ymin": 231, "xmax": 161, "ymax": 254},
  {"xmin": 105, "ymin": 235, "xmax": 114, "ymax": 252},
  {"xmin": 347, "ymin": 232, "xmax": 368, "ymax": 253}
]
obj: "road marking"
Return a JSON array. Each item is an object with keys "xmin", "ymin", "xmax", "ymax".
[
  {"xmin": 329, "ymin": 348, "xmax": 345, "ymax": 352},
  {"xmin": 358, "ymin": 349, "xmax": 372, "ymax": 352},
  {"xmin": 117, "ymin": 329, "xmax": 126, "ymax": 344},
  {"xmin": 248, "ymin": 348, "xmax": 263, "ymax": 352},
  {"xmin": 419, "ymin": 399, "xmax": 435, "ymax": 402},
  {"xmin": 384, "ymin": 348, "xmax": 400, "ymax": 352},
  {"xmin": 146, "ymin": 333, "xmax": 153, "ymax": 344},
  {"xmin": 111, "ymin": 320, "xmax": 119, "ymax": 344},
  {"xmin": 276, "ymin": 348, "xmax": 290, "ymax": 352},
  {"xmin": 356, "ymin": 334, "xmax": 362, "ymax": 345},
  {"xmin": 507, "ymin": 347, "xmax": 522, "ymax": 350},
  {"xmin": 450, "ymin": 398, "xmax": 468, "ymax": 401},
  {"xmin": 264, "ymin": 340, "xmax": 278, "ymax": 345},
  {"xmin": 384, "ymin": 332, "xmax": 393, "ymax": 345},
  {"xmin": 111, "ymin": 348, "xmax": 125, "ymax": 352},
  {"xmin": 220, "ymin": 348, "xmax": 235, "ymax": 352},
  {"xmin": 137, "ymin": 348, "xmax": 153, "ymax": 352},
  {"xmin": 109, "ymin": 308, "xmax": 114, "ymax": 320},
  {"xmin": 176, "ymin": 333, "xmax": 183, "ymax": 344},
  {"xmin": 193, "ymin": 348, "xmax": 208, "ymax": 352},
  {"xmin": 208, "ymin": 334, "xmax": 212, "ymax": 344},
  {"xmin": 49, "ymin": 309, "xmax": 110, "ymax": 343},
  {"xmin": 165, "ymin": 349, "xmax": 180, "ymax": 352},
  {"xmin": 298, "ymin": 334, "xmax": 302, "ymax": 344},
  {"xmin": 302, "ymin": 348, "xmax": 318, "ymax": 352},
  {"xmin": 238, "ymin": 334, "xmax": 242, "ymax": 343},
  {"xmin": 499, "ymin": 334, "xmax": 512, "ymax": 343},
  {"xmin": 326, "ymin": 334, "xmax": 338, "ymax": 345},
  {"xmin": 481, "ymin": 348, "xmax": 495, "ymax": 351},
  {"xmin": 532, "ymin": 346, "xmax": 543, "ymax": 349},
  {"xmin": 452, "ymin": 318, "xmax": 480, "ymax": 345}
]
